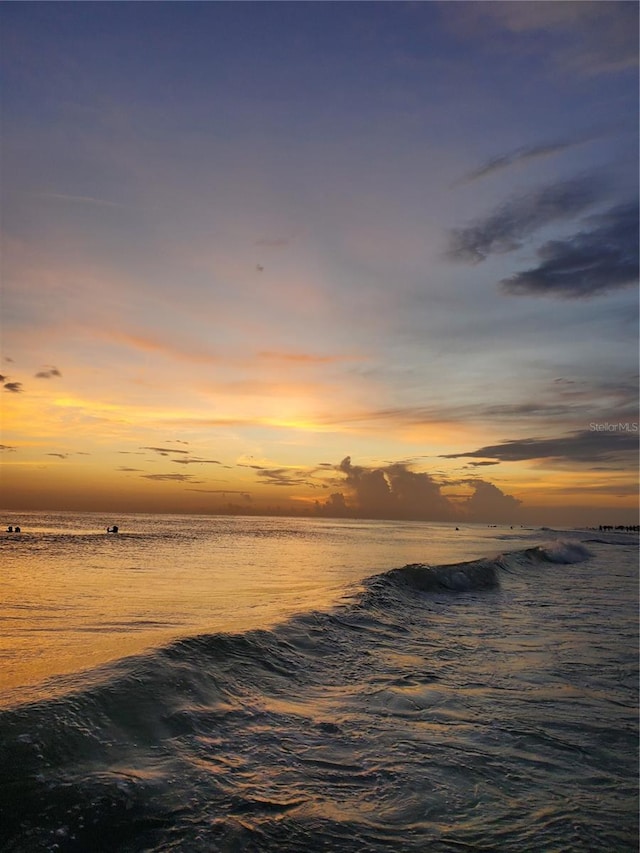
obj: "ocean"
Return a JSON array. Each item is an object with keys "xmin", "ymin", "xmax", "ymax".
[{"xmin": 0, "ymin": 512, "xmax": 637, "ymax": 852}]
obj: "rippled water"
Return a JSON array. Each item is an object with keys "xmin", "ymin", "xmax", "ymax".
[{"xmin": 0, "ymin": 513, "xmax": 637, "ymax": 851}]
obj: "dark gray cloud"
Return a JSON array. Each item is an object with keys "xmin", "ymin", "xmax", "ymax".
[
  {"xmin": 117, "ymin": 466, "xmax": 143, "ymax": 472},
  {"xmin": 447, "ymin": 175, "xmax": 605, "ymax": 264},
  {"xmin": 501, "ymin": 201, "xmax": 639, "ymax": 298},
  {"xmin": 35, "ymin": 366, "xmax": 62, "ymax": 379},
  {"xmin": 0, "ymin": 444, "xmax": 17, "ymax": 451},
  {"xmin": 442, "ymin": 429, "xmax": 639, "ymax": 465},
  {"xmin": 46, "ymin": 453, "xmax": 68, "ymax": 459},
  {"xmin": 4, "ymin": 382, "xmax": 23, "ymax": 393}
]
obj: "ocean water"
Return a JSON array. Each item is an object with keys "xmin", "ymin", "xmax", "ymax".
[{"xmin": 0, "ymin": 513, "xmax": 637, "ymax": 852}]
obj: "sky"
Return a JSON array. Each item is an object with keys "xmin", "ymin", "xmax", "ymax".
[{"xmin": 1, "ymin": 1, "xmax": 638, "ymax": 525}]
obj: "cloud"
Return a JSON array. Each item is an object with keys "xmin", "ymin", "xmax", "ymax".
[
  {"xmin": 552, "ymin": 482, "xmax": 638, "ymax": 497},
  {"xmin": 255, "ymin": 467, "xmax": 320, "ymax": 488},
  {"xmin": 461, "ymin": 479, "xmax": 522, "ymax": 522},
  {"xmin": 35, "ymin": 366, "xmax": 62, "ymax": 379},
  {"xmin": 46, "ymin": 453, "xmax": 68, "ymax": 459},
  {"xmin": 0, "ymin": 444, "xmax": 17, "ymax": 451},
  {"xmin": 141, "ymin": 473, "xmax": 198, "ymax": 482},
  {"xmin": 336, "ymin": 456, "xmax": 456, "ymax": 521},
  {"xmin": 3, "ymin": 382, "xmax": 23, "ymax": 393},
  {"xmin": 501, "ymin": 201, "xmax": 639, "ymax": 298},
  {"xmin": 117, "ymin": 466, "xmax": 143, "ymax": 472},
  {"xmin": 141, "ymin": 446, "xmax": 191, "ymax": 457},
  {"xmin": 447, "ymin": 175, "xmax": 605, "ymax": 264},
  {"xmin": 318, "ymin": 457, "xmax": 523, "ymax": 523},
  {"xmin": 458, "ymin": 134, "xmax": 600, "ymax": 184},
  {"xmin": 187, "ymin": 489, "xmax": 252, "ymax": 500},
  {"xmin": 172, "ymin": 457, "xmax": 222, "ymax": 465},
  {"xmin": 315, "ymin": 492, "xmax": 350, "ymax": 517},
  {"xmin": 454, "ymin": 1, "xmax": 639, "ymax": 76},
  {"xmin": 108, "ymin": 331, "xmax": 220, "ymax": 366},
  {"xmin": 442, "ymin": 429, "xmax": 639, "ymax": 465},
  {"xmin": 497, "ymin": 1, "xmax": 639, "ymax": 76}
]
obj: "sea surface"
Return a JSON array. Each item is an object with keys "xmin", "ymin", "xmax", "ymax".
[{"xmin": 0, "ymin": 512, "xmax": 638, "ymax": 852}]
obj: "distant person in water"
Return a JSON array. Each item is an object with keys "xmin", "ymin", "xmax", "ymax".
[
  {"xmin": 14, "ymin": 526, "xmax": 20, "ymax": 533},
  {"xmin": 106, "ymin": 525, "xmax": 119, "ymax": 534},
  {"xmin": 7, "ymin": 526, "xmax": 13, "ymax": 532}
]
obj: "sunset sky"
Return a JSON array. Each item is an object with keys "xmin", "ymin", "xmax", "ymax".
[{"xmin": 1, "ymin": 1, "xmax": 638, "ymax": 525}]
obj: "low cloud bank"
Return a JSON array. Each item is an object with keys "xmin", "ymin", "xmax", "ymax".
[{"xmin": 315, "ymin": 457, "xmax": 521, "ymax": 523}]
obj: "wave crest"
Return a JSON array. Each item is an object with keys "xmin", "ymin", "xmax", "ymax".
[
  {"xmin": 533, "ymin": 541, "xmax": 592, "ymax": 564},
  {"xmin": 370, "ymin": 557, "xmax": 501, "ymax": 594}
]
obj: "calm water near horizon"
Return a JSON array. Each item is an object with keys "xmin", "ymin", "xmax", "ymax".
[{"xmin": 0, "ymin": 512, "xmax": 637, "ymax": 851}]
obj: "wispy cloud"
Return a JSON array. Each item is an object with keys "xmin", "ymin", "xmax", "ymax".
[
  {"xmin": 452, "ymin": 1, "xmax": 639, "ymax": 77},
  {"xmin": 447, "ymin": 175, "xmax": 606, "ymax": 264},
  {"xmin": 141, "ymin": 473, "xmax": 200, "ymax": 482},
  {"xmin": 141, "ymin": 446, "xmax": 191, "ymax": 457},
  {"xmin": 187, "ymin": 489, "xmax": 252, "ymax": 500},
  {"xmin": 458, "ymin": 134, "xmax": 600, "ymax": 185},
  {"xmin": 4, "ymin": 382, "xmax": 23, "ymax": 393},
  {"xmin": 172, "ymin": 457, "xmax": 222, "ymax": 465},
  {"xmin": 255, "ymin": 467, "xmax": 321, "ymax": 488}
]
